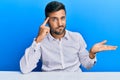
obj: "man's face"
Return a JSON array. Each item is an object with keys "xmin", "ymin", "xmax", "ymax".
[{"xmin": 48, "ymin": 9, "xmax": 66, "ymax": 35}]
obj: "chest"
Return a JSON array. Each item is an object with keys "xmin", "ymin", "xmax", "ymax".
[{"xmin": 41, "ymin": 40, "xmax": 80, "ymax": 62}]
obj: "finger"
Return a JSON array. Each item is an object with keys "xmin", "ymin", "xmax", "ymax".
[
  {"xmin": 100, "ymin": 40, "xmax": 107, "ymax": 45},
  {"xmin": 45, "ymin": 28, "xmax": 50, "ymax": 35},
  {"xmin": 42, "ymin": 17, "xmax": 49, "ymax": 26},
  {"xmin": 104, "ymin": 45, "xmax": 117, "ymax": 50}
]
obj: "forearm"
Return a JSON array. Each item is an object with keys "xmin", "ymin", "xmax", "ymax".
[
  {"xmin": 79, "ymin": 49, "xmax": 96, "ymax": 69},
  {"xmin": 20, "ymin": 40, "xmax": 41, "ymax": 74}
]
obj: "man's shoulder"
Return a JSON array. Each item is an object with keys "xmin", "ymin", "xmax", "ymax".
[
  {"xmin": 66, "ymin": 30, "xmax": 86, "ymax": 46},
  {"xmin": 67, "ymin": 30, "xmax": 82, "ymax": 37},
  {"xmin": 66, "ymin": 30, "xmax": 84, "ymax": 42}
]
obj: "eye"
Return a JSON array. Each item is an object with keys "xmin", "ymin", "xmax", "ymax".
[
  {"xmin": 61, "ymin": 16, "xmax": 65, "ymax": 21},
  {"xmin": 51, "ymin": 17, "xmax": 58, "ymax": 22}
]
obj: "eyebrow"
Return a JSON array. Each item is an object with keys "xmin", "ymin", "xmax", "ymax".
[
  {"xmin": 49, "ymin": 17, "xmax": 57, "ymax": 19},
  {"xmin": 50, "ymin": 16, "xmax": 65, "ymax": 19}
]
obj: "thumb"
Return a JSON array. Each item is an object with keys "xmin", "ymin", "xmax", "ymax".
[{"xmin": 100, "ymin": 40, "xmax": 107, "ymax": 45}]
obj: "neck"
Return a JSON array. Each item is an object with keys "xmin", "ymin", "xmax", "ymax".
[{"xmin": 50, "ymin": 31, "xmax": 66, "ymax": 40}]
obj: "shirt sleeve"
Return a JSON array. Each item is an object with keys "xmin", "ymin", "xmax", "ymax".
[
  {"xmin": 20, "ymin": 39, "xmax": 42, "ymax": 74},
  {"xmin": 78, "ymin": 34, "xmax": 97, "ymax": 69}
]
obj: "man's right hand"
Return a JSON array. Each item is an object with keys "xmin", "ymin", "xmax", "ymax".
[{"xmin": 35, "ymin": 17, "xmax": 50, "ymax": 43}]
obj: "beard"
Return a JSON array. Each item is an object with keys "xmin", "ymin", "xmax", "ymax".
[{"xmin": 50, "ymin": 25, "xmax": 66, "ymax": 35}]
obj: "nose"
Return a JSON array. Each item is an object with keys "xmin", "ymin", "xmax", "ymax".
[{"xmin": 58, "ymin": 19, "xmax": 62, "ymax": 26}]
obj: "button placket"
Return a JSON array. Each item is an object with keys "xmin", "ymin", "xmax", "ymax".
[{"xmin": 59, "ymin": 39, "xmax": 65, "ymax": 69}]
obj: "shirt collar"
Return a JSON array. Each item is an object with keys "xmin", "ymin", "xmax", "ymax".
[{"xmin": 47, "ymin": 30, "xmax": 69, "ymax": 41}]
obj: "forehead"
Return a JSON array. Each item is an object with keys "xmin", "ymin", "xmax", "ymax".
[{"xmin": 48, "ymin": 9, "xmax": 66, "ymax": 17}]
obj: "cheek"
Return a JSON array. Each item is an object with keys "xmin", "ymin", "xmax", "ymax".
[
  {"xmin": 64, "ymin": 22, "xmax": 66, "ymax": 26},
  {"xmin": 62, "ymin": 20, "xmax": 66, "ymax": 25}
]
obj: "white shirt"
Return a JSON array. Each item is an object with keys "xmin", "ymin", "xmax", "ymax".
[{"xmin": 20, "ymin": 30, "xmax": 96, "ymax": 73}]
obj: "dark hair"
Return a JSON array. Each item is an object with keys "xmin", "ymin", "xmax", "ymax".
[{"xmin": 45, "ymin": 1, "xmax": 66, "ymax": 18}]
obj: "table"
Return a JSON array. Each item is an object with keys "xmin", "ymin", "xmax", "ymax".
[{"xmin": 0, "ymin": 71, "xmax": 120, "ymax": 80}]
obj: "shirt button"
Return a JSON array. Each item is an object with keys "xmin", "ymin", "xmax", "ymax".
[{"xmin": 34, "ymin": 49, "xmax": 36, "ymax": 52}]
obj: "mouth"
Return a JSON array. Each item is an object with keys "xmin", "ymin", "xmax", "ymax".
[
  {"xmin": 57, "ymin": 26, "xmax": 64, "ymax": 29},
  {"xmin": 58, "ymin": 27, "xmax": 63, "ymax": 29}
]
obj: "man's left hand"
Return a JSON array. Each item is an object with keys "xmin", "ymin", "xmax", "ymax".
[{"xmin": 89, "ymin": 40, "xmax": 117, "ymax": 59}]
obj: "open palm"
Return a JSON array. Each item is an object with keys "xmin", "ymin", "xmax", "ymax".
[{"xmin": 91, "ymin": 40, "xmax": 117, "ymax": 53}]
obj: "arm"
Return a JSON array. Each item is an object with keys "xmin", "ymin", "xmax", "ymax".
[
  {"xmin": 20, "ymin": 17, "xmax": 50, "ymax": 74},
  {"xmin": 78, "ymin": 34, "xmax": 96, "ymax": 69},
  {"xmin": 79, "ymin": 38, "xmax": 117, "ymax": 69},
  {"xmin": 78, "ymin": 45, "xmax": 96, "ymax": 69},
  {"xmin": 20, "ymin": 41, "xmax": 41, "ymax": 74}
]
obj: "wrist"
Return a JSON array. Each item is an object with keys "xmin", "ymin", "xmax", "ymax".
[
  {"xmin": 89, "ymin": 53, "xmax": 95, "ymax": 59},
  {"xmin": 35, "ymin": 36, "xmax": 43, "ymax": 43},
  {"xmin": 89, "ymin": 49, "xmax": 96, "ymax": 59}
]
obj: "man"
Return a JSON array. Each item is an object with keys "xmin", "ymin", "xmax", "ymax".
[{"xmin": 20, "ymin": 1, "xmax": 117, "ymax": 73}]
